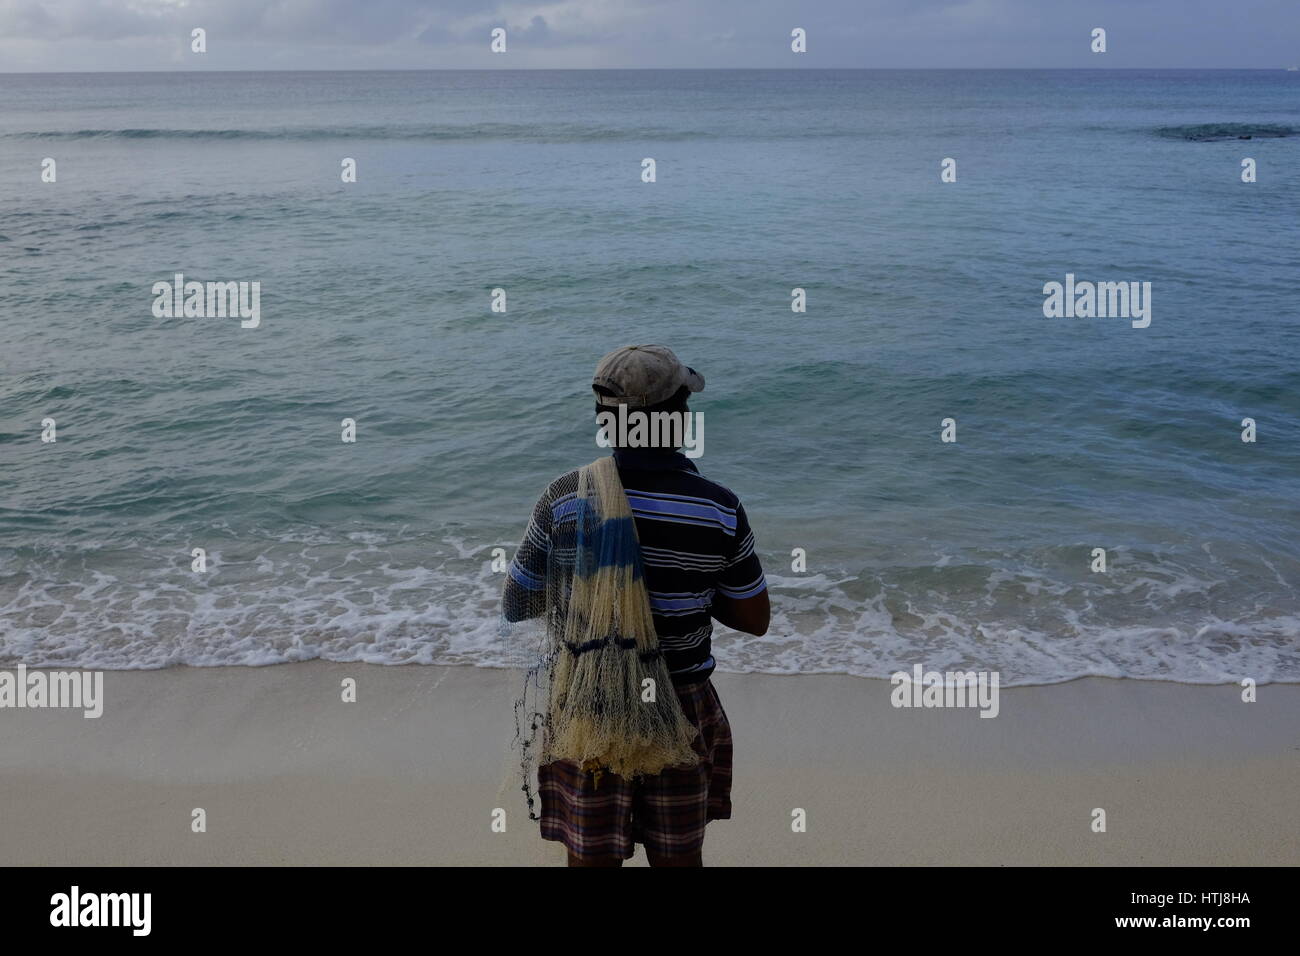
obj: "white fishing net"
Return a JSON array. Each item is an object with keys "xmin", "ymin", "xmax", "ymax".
[{"xmin": 504, "ymin": 456, "xmax": 699, "ymax": 819}]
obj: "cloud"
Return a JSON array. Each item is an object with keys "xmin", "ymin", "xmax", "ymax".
[{"xmin": 0, "ymin": 0, "xmax": 1296, "ymax": 70}]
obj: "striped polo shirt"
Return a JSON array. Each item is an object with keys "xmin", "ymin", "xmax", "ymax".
[{"xmin": 507, "ymin": 448, "xmax": 767, "ymax": 682}]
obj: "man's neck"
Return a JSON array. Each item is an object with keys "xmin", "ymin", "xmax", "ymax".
[{"xmin": 612, "ymin": 447, "xmax": 693, "ymax": 472}]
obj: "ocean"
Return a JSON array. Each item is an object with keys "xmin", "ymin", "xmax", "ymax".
[{"xmin": 1, "ymin": 69, "xmax": 1298, "ymax": 684}]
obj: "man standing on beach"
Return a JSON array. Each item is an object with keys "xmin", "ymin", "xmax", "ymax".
[{"xmin": 503, "ymin": 345, "xmax": 769, "ymax": 867}]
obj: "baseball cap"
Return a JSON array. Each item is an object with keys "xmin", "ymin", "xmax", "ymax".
[{"xmin": 592, "ymin": 345, "xmax": 705, "ymax": 408}]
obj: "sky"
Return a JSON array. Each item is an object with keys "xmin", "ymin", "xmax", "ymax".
[{"xmin": 0, "ymin": 0, "xmax": 1297, "ymax": 71}]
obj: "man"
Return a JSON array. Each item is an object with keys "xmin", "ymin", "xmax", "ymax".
[{"xmin": 503, "ymin": 345, "xmax": 770, "ymax": 867}]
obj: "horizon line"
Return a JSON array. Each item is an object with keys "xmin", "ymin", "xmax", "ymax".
[{"xmin": 2, "ymin": 66, "xmax": 1296, "ymax": 76}]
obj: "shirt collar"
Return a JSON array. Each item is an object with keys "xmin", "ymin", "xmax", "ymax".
[{"xmin": 612, "ymin": 448, "xmax": 699, "ymax": 474}]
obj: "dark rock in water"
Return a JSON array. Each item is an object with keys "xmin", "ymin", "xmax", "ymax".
[{"xmin": 1155, "ymin": 123, "xmax": 1294, "ymax": 142}]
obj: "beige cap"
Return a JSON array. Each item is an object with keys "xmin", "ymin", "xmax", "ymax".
[{"xmin": 592, "ymin": 345, "xmax": 705, "ymax": 408}]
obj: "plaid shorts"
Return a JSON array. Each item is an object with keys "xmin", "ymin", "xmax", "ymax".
[{"xmin": 538, "ymin": 677, "xmax": 733, "ymax": 862}]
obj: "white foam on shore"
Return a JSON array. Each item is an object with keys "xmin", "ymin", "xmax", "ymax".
[{"xmin": 1, "ymin": 536, "xmax": 1297, "ymax": 686}]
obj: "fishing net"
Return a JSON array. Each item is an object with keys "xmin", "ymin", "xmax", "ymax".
[{"xmin": 503, "ymin": 456, "xmax": 700, "ymax": 820}]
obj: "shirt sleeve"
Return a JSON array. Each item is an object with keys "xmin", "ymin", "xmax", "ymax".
[
  {"xmin": 502, "ymin": 486, "xmax": 553, "ymax": 622},
  {"xmin": 715, "ymin": 501, "xmax": 767, "ymax": 600}
]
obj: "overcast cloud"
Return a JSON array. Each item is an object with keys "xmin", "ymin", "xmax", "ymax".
[{"xmin": 0, "ymin": 0, "xmax": 1296, "ymax": 71}]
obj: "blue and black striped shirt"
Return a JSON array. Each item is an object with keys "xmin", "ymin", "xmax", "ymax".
[{"xmin": 506, "ymin": 449, "xmax": 767, "ymax": 681}]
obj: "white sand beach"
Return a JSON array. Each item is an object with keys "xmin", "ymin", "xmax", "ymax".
[{"xmin": 1, "ymin": 663, "xmax": 1296, "ymax": 866}]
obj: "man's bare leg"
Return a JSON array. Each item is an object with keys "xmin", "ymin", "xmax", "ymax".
[{"xmin": 646, "ymin": 849, "xmax": 703, "ymax": 867}]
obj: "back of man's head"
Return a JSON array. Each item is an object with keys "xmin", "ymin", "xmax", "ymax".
[{"xmin": 591, "ymin": 345, "xmax": 704, "ymax": 453}]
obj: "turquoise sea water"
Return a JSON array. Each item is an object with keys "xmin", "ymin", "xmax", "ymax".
[{"xmin": 1, "ymin": 69, "xmax": 1298, "ymax": 683}]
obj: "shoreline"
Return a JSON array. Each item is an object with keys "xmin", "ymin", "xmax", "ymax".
[
  {"xmin": 1, "ymin": 662, "xmax": 1296, "ymax": 865},
  {"xmin": 9, "ymin": 657, "xmax": 1299, "ymax": 688}
]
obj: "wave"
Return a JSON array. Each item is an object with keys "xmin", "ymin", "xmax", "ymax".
[
  {"xmin": 2, "ymin": 536, "xmax": 1297, "ymax": 685},
  {"xmin": 36, "ymin": 121, "xmax": 1292, "ymax": 146},
  {"xmin": 1153, "ymin": 122, "xmax": 1297, "ymax": 142},
  {"xmin": 0, "ymin": 123, "xmax": 886, "ymax": 144},
  {"xmin": 3, "ymin": 123, "xmax": 718, "ymax": 143}
]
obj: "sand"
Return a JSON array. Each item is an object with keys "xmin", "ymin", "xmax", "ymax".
[{"xmin": 1, "ymin": 662, "xmax": 1296, "ymax": 865}]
